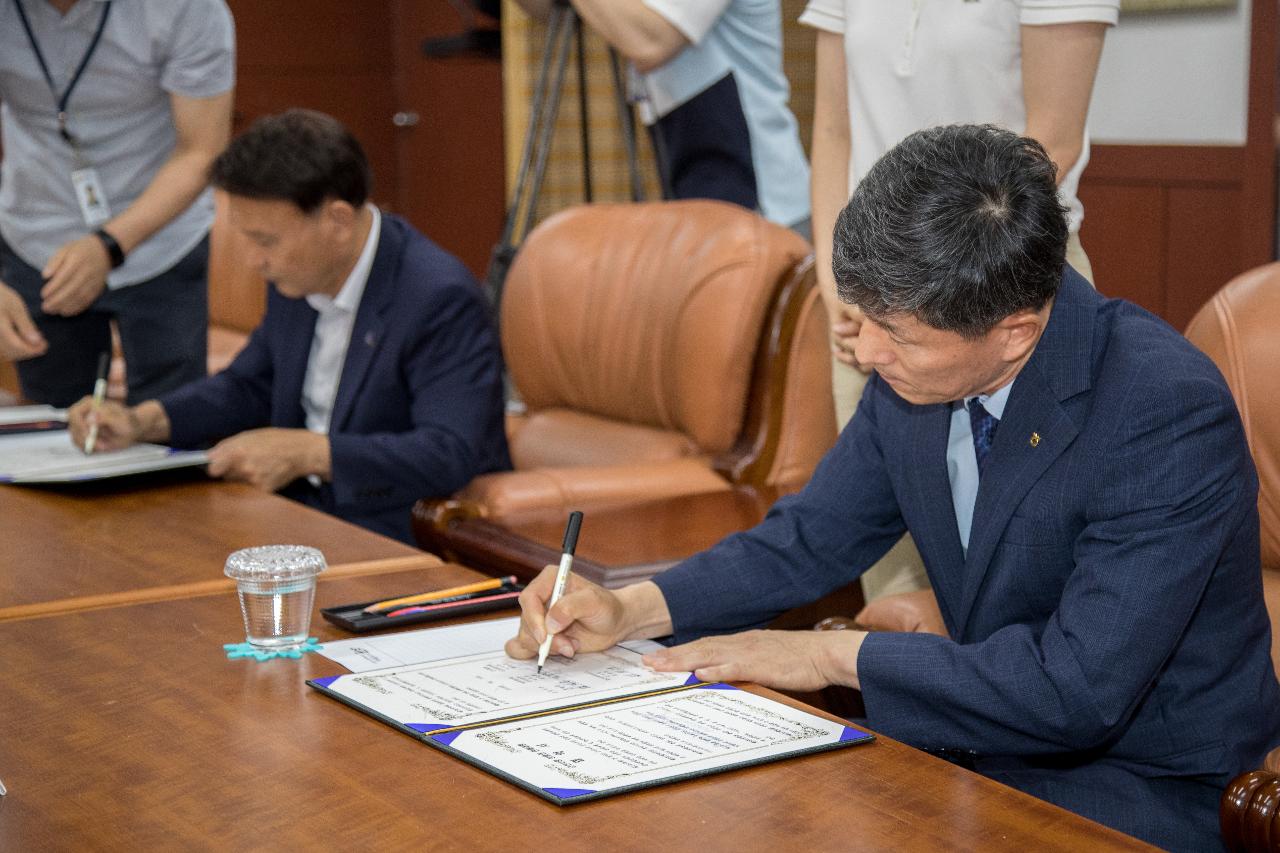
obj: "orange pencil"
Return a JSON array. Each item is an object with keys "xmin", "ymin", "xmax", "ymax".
[{"xmin": 363, "ymin": 575, "xmax": 516, "ymax": 614}]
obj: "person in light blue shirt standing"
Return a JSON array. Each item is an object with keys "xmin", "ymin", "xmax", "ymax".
[
  {"xmin": 516, "ymin": 0, "xmax": 810, "ymax": 237},
  {"xmin": 0, "ymin": 0, "xmax": 234, "ymax": 406}
]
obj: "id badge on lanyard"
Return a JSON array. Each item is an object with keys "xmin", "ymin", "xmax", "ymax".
[
  {"xmin": 15, "ymin": 1, "xmax": 115, "ymax": 227},
  {"xmin": 71, "ymin": 165, "xmax": 111, "ymax": 226}
]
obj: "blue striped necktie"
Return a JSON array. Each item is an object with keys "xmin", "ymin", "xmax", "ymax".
[{"xmin": 967, "ymin": 398, "xmax": 999, "ymax": 477}]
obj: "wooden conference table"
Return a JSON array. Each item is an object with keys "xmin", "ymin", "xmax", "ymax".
[
  {"xmin": 0, "ymin": 472, "xmax": 441, "ymax": 622},
  {"xmin": 0, "ymin": 475, "xmax": 1152, "ymax": 850}
]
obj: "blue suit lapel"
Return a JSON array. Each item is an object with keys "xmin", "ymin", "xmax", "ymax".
[
  {"xmin": 955, "ymin": 374, "xmax": 1078, "ymax": 634},
  {"xmin": 902, "ymin": 402, "xmax": 967, "ymax": 633},
  {"xmin": 952, "ymin": 267, "xmax": 1097, "ymax": 636},
  {"xmin": 272, "ymin": 293, "xmax": 318, "ymax": 429},
  {"xmin": 330, "ymin": 217, "xmax": 400, "ymax": 432}
]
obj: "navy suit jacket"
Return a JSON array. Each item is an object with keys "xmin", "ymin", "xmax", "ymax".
[
  {"xmin": 654, "ymin": 268, "xmax": 1280, "ymax": 850},
  {"xmin": 160, "ymin": 214, "xmax": 511, "ymax": 544}
]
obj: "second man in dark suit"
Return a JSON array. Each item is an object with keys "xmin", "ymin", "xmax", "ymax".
[{"xmin": 69, "ymin": 110, "xmax": 511, "ymax": 544}]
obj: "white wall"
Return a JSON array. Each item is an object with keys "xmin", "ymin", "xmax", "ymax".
[{"xmin": 1089, "ymin": 0, "xmax": 1252, "ymax": 145}]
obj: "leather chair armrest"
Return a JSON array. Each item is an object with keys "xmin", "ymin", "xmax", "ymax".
[
  {"xmin": 854, "ymin": 589, "xmax": 948, "ymax": 636},
  {"xmin": 1220, "ymin": 766, "xmax": 1280, "ymax": 853},
  {"xmin": 453, "ymin": 458, "xmax": 732, "ymax": 525},
  {"xmin": 208, "ymin": 326, "xmax": 251, "ymax": 375}
]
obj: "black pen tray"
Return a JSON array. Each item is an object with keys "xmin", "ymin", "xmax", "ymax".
[{"xmin": 320, "ymin": 582, "xmax": 524, "ymax": 633}]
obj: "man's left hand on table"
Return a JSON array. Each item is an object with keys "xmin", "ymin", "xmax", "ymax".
[
  {"xmin": 207, "ymin": 428, "xmax": 330, "ymax": 493},
  {"xmin": 644, "ymin": 628, "xmax": 866, "ymax": 692}
]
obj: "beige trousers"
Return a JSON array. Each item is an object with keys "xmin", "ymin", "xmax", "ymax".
[{"xmin": 838, "ymin": 233, "xmax": 1093, "ymax": 602}]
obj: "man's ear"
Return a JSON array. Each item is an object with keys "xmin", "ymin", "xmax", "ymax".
[
  {"xmin": 321, "ymin": 198, "xmax": 357, "ymax": 234},
  {"xmin": 995, "ymin": 307, "xmax": 1048, "ymax": 363}
]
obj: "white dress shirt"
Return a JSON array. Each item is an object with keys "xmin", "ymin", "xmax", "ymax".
[{"xmin": 301, "ymin": 206, "xmax": 381, "ymax": 437}]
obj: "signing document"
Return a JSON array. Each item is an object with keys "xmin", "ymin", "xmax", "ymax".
[
  {"xmin": 0, "ymin": 430, "xmax": 208, "ymax": 483},
  {"xmin": 310, "ymin": 620, "xmax": 872, "ymax": 803}
]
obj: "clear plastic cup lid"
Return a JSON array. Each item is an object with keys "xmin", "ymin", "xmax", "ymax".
[{"xmin": 224, "ymin": 545, "xmax": 326, "ymax": 582}]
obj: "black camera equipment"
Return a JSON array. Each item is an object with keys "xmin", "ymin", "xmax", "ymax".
[{"xmin": 484, "ymin": 0, "xmax": 661, "ymax": 316}]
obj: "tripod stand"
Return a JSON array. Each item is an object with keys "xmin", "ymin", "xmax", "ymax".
[{"xmin": 484, "ymin": 1, "xmax": 657, "ymax": 313}]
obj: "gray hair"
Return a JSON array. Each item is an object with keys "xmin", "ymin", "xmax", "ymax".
[{"xmin": 832, "ymin": 124, "xmax": 1068, "ymax": 338}]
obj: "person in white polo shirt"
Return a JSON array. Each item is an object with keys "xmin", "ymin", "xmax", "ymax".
[
  {"xmin": 517, "ymin": 0, "xmax": 811, "ymax": 237},
  {"xmin": 803, "ymin": 0, "xmax": 1119, "ymax": 603}
]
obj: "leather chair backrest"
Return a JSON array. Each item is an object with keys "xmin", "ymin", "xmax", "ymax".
[
  {"xmin": 208, "ymin": 191, "xmax": 266, "ymax": 335},
  {"xmin": 1185, "ymin": 262, "xmax": 1280, "ymax": 672},
  {"xmin": 762, "ymin": 283, "xmax": 836, "ymax": 487},
  {"xmin": 501, "ymin": 201, "xmax": 812, "ymax": 457}
]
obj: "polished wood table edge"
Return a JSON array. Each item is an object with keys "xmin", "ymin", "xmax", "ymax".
[
  {"xmin": 0, "ymin": 574, "xmax": 1150, "ymax": 851},
  {"xmin": 0, "ymin": 553, "xmax": 444, "ymax": 623}
]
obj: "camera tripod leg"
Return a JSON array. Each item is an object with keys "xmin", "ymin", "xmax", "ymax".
[
  {"xmin": 607, "ymin": 49, "xmax": 647, "ymax": 203},
  {"xmin": 485, "ymin": 3, "xmax": 575, "ymax": 308}
]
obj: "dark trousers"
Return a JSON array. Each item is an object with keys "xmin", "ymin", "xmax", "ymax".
[
  {"xmin": 649, "ymin": 72, "xmax": 758, "ymax": 212},
  {"xmin": 0, "ymin": 234, "xmax": 209, "ymax": 406}
]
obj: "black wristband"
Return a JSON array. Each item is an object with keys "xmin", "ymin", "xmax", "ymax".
[{"xmin": 94, "ymin": 228, "xmax": 126, "ymax": 269}]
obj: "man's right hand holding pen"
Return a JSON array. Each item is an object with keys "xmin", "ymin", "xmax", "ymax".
[
  {"xmin": 67, "ymin": 398, "xmax": 169, "ymax": 453},
  {"xmin": 503, "ymin": 568, "xmax": 865, "ymax": 692},
  {"xmin": 505, "ymin": 572, "xmax": 673, "ymax": 663}
]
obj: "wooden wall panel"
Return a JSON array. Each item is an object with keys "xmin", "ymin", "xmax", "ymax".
[
  {"xmin": 1078, "ymin": 0, "xmax": 1276, "ymax": 331},
  {"xmin": 229, "ymin": 74, "xmax": 400, "ymax": 213},
  {"xmin": 1166, "ymin": 186, "xmax": 1242, "ymax": 329},
  {"xmin": 1081, "ymin": 142, "xmax": 1271, "ymax": 331},
  {"xmin": 226, "ymin": 1, "xmax": 398, "ymax": 207},
  {"xmin": 1078, "ymin": 183, "xmax": 1166, "ymax": 311},
  {"xmin": 393, "ymin": 0, "xmax": 505, "ymax": 278},
  {"xmin": 230, "ymin": 1, "xmax": 394, "ymax": 73}
]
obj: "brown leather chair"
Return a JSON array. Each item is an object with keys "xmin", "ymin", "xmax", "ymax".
[
  {"xmin": 414, "ymin": 200, "xmax": 835, "ymax": 544},
  {"xmin": 1191, "ymin": 263, "xmax": 1280, "ymax": 852}
]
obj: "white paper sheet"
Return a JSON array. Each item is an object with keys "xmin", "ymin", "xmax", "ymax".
[
  {"xmin": 317, "ymin": 617, "xmax": 524, "ymax": 672},
  {"xmin": 318, "ymin": 643, "xmax": 685, "ymax": 729},
  {"xmin": 0, "ymin": 431, "xmax": 208, "ymax": 483},
  {"xmin": 443, "ymin": 686, "xmax": 858, "ymax": 798},
  {"xmin": 0, "ymin": 405, "xmax": 66, "ymax": 426},
  {"xmin": 317, "ymin": 616, "xmax": 664, "ymax": 674}
]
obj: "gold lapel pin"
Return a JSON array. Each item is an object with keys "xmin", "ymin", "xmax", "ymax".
[{"xmin": 1029, "ymin": 432, "xmax": 1041, "ymax": 447}]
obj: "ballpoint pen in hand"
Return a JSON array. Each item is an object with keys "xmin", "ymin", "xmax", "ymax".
[
  {"xmin": 537, "ymin": 510, "xmax": 583, "ymax": 674},
  {"xmin": 83, "ymin": 350, "xmax": 110, "ymax": 455}
]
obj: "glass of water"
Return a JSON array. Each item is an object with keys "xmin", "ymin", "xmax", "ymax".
[{"xmin": 224, "ymin": 545, "xmax": 326, "ymax": 649}]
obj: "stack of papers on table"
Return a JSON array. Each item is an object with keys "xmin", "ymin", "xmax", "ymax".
[{"xmin": 0, "ymin": 430, "xmax": 208, "ymax": 483}]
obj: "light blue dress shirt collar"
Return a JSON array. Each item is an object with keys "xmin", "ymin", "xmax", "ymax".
[{"xmin": 947, "ymin": 380, "xmax": 1014, "ymax": 552}]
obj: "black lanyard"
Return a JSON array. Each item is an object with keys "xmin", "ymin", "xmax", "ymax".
[{"xmin": 13, "ymin": 0, "xmax": 113, "ymax": 147}]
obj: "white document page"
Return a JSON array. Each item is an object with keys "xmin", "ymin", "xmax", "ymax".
[
  {"xmin": 317, "ymin": 644, "xmax": 687, "ymax": 730},
  {"xmin": 441, "ymin": 686, "xmax": 860, "ymax": 799},
  {"xmin": 0, "ymin": 431, "xmax": 207, "ymax": 483},
  {"xmin": 317, "ymin": 617, "xmax": 523, "ymax": 672},
  {"xmin": 0, "ymin": 405, "xmax": 66, "ymax": 425},
  {"xmin": 317, "ymin": 616, "xmax": 663, "ymax": 674}
]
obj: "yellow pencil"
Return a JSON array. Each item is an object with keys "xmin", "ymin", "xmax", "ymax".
[{"xmin": 363, "ymin": 575, "xmax": 516, "ymax": 614}]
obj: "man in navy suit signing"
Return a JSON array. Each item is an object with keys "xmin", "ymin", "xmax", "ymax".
[
  {"xmin": 68, "ymin": 110, "xmax": 510, "ymax": 544},
  {"xmin": 506, "ymin": 124, "xmax": 1280, "ymax": 849}
]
